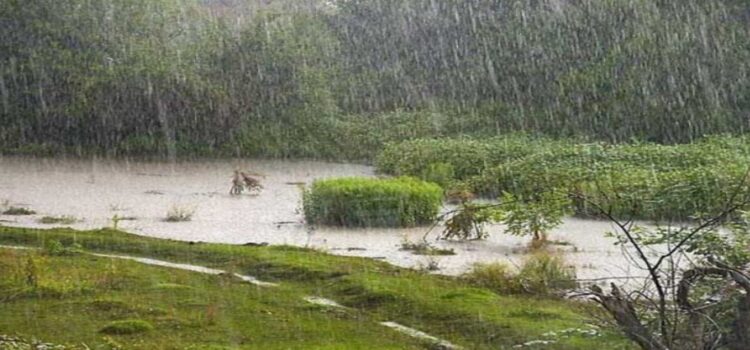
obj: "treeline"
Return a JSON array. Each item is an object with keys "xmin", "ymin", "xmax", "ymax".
[{"xmin": 2, "ymin": 0, "xmax": 750, "ymax": 158}]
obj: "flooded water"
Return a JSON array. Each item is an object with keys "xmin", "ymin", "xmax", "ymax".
[{"xmin": 0, "ymin": 156, "xmax": 654, "ymax": 283}]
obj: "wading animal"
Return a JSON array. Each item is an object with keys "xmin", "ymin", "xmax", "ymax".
[
  {"xmin": 230, "ymin": 170, "xmax": 264, "ymax": 195},
  {"xmin": 240, "ymin": 172, "xmax": 263, "ymax": 192}
]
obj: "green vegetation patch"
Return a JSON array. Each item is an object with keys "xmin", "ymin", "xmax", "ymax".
[
  {"xmin": 303, "ymin": 177, "xmax": 443, "ymax": 227},
  {"xmin": 463, "ymin": 253, "xmax": 577, "ymax": 296},
  {"xmin": 377, "ymin": 135, "xmax": 750, "ymax": 221},
  {"xmin": 99, "ymin": 319, "xmax": 154, "ymax": 335}
]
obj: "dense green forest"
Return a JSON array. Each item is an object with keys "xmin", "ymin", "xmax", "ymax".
[{"xmin": 2, "ymin": 0, "xmax": 750, "ymax": 158}]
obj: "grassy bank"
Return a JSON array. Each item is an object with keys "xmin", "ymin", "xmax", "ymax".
[{"xmin": 0, "ymin": 226, "xmax": 632, "ymax": 349}]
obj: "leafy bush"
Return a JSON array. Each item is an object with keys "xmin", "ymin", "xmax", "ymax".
[
  {"xmin": 99, "ymin": 319, "xmax": 154, "ymax": 335},
  {"xmin": 493, "ymin": 190, "xmax": 572, "ymax": 244},
  {"xmin": 303, "ymin": 177, "xmax": 442, "ymax": 227}
]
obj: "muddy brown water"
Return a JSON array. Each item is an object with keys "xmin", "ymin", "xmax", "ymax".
[{"xmin": 0, "ymin": 156, "xmax": 657, "ymax": 283}]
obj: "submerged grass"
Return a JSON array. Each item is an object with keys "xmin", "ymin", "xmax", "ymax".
[
  {"xmin": 2, "ymin": 206, "xmax": 36, "ymax": 216},
  {"xmin": 0, "ymin": 225, "xmax": 633, "ymax": 349},
  {"xmin": 38, "ymin": 216, "xmax": 78, "ymax": 225}
]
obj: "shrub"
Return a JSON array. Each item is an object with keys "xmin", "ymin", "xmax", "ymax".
[
  {"xmin": 99, "ymin": 319, "xmax": 154, "ymax": 335},
  {"xmin": 442, "ymin": 202, "xmax": 492, "ymax": 240},
  {"xmin": 516, "ymin": 253, "xmax": 577, "ymax": 296},
  {"xmin": 464, "ymin": 255, "xmax": 576, "ymax": 296},
  {"xmin": 303, "ymin": 177, "xmax": 443, "ymax": 227},
  {"xmin": 463, "ymin": 262, "xmax": 521, "ymax": 294},
  {"xmin": 493, "ymin": 190, "xmax": 572, "ymax": 245}
]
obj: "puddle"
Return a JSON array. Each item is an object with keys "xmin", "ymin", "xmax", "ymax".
[{"xmin": 0, "ymin": 156, "xmax": 660, "ymax": 282}]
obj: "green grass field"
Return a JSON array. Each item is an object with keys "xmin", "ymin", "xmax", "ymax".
[{"xmin": 0, "ymin": 226, "xmax": 633, "ymax": 349}]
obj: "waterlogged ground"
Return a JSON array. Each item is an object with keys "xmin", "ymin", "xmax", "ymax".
[{"xmin": 0, "ymin": 156, "xmax": 651, "ymax": 282}]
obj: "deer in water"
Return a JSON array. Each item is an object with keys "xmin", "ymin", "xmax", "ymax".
[{"xmin": 230, "ymin": 170, "xmax": 264, "ymax": 195}]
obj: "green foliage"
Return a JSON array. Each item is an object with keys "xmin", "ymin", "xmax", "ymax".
[
  {"xmin": 381, "ymin": 135, "xmax": 750, "ymax": 222},
  {"xmin": 463, "ymin": 262, "xmax": 521, "ymax": 294},
  {"xmin": 516, "ymin": 253, "xmax": 577, "ymax": 296},
  {"xmin": 99, "ymin": 319, "xmax": 154, "ymax": 335},
  {"xmin": 376, "ymin": 135, "xmax": 553, "ymax": 181},
  {"xmin": 303, "ymin": 177, "xmax": 443, "ymax": 227},
  {"xmin": 420, "ymin": 162, "xmax": 455, "ymax": 188},
  {"xmin": 625, "ymin": 211, "xmax": 750, "ymax": 268},
  {"xmin": 442, "ymin": 203, "xmax": 492, "ymax": 240},
  {"xmin": 493, "ymin": 191, "xmax": 572, "ymax": 242},
  {"xmin": 43, "ymin": 240, "xmax": 83, "ymax": 256},
  {"xmin": 464, "ymin": 253, "xmax": 577, "ymax": 296}
]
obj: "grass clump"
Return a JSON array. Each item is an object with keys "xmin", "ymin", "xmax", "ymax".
[
  {"xmin": 99, "ymin": 319, "xmax": 154, "ymax": 335},
  {"xmin": 303, "ymin": 177, "xmax": 442, "ymax": 227},
  {"xmin": 164, "ymin": 205, "xmax": 195, "ymax": 222},
  {"xmin": 43, "ymin": 239, "xmax": 83, "ymax": 256},
  {"xmin": 2, "ymin": 206, "xmax": 36, "ymax": 215},
  {"xmin": 464, "ymin": 253, "xmax": 576, "ymax": 296},
  {"xmin": 400, "ymin": 240, "xmax": 455, "ymax": 256},
  {"xmin": 463, "ymin": 262, "xmax": 522, "ymax": 294},
  {"xmin": 37, "ymin": 216, "xmax": 77, "ymax": 225},
  {"xmin": 516, "ymin": 253, "xmax": 577, "ymax": 296}
]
